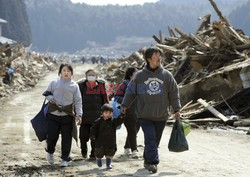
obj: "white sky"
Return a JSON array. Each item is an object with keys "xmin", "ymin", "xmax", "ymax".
[{"xmin": 70, "ymin": 0, "xmax": 159, "ymax": 6}]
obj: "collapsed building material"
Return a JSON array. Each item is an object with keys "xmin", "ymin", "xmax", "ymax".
[
  {"xmin": 197, "ymin": 98, "xmax": 229, "ymax": 122},
  {"xmin": 0, "ymin": 43, "xmax": 56, "ymax": 101}
]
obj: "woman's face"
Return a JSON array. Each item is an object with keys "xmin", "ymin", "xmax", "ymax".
[
  {"xmin": 86, "ymin": 70, "xmax": 97, "ymax": 82},
  {"xmin": 60, "ymin": 66, "xmax": 72, "ymax": 80}
]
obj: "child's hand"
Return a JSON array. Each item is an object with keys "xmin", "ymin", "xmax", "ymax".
[{"xmin": 120, "ymin": 113, "xmax": 125, "ymax": 119}]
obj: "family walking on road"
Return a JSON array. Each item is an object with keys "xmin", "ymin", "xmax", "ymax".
[{"xmin": 37, "ymin": 46, "xmax": 181, "ymax": 173}]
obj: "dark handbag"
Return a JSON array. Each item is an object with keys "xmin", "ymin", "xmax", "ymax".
[
  {"xmin": 168, "ymin": 120, "xmax": 189, "ymax": 152},
  {"xmin": 30, "ymin": 98, "xmax": 49, "ymax": 142}
]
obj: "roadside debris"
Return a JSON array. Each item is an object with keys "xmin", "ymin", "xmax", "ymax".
[
  {"xmin": 97, "ymin": 0, "xmax": 250, "ymax": 133},
  {"xmin": 0, "ymin": 43, "xmax": 56, "ymax": 101}
]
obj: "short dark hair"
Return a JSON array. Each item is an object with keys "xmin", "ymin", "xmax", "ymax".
[
  {"xmin": 144, "ymin": 47, "xmax": 162, "ymax": 64},
  {"xmin": 101, "ymin": 103, "xmax": 113, "ymax": 113},
  {"xmin": 85, "ymin": 69, "xmax": 96, "ymax": 76},
  {"xmin": 125, "ymin": 67, "xmax": 136, "ymax": 80},
  {"xmin": 58, "ymin": 63, "xmax": 73, "ymax": 76}
]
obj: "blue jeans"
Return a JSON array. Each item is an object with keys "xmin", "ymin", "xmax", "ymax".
[{"xmin": 139, "ymin": 118, "xmax": 166, "ymax": 165}]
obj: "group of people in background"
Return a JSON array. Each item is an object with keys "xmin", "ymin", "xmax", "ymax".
[{"xmin": 42, "ymin": 47, "xmax": 181, "ymax": 173}]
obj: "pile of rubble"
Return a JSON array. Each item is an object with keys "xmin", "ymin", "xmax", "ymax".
[
  {"xmin": 99, "ymin": 0, "xmax": 250, "ymax": 133},
  {"xmin": 0, "ymin": 43, "xmax": 56, "ymax": 101}
]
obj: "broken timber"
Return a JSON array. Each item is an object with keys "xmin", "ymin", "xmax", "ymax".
[{"xmin": 197, "ymin": 98, "xmax": 229, "ymax": 122}]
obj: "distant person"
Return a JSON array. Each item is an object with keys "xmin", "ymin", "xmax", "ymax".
[
  {"xmin": 114, "ymin": 67, "xmax": 140, "ymax": 158},
  {"xmin": 3, "ymin": 63, "xmax": 14, "ymax": 85},
  {"xmin": 78, "ymin": 69, "xmax": 108, "ymax": 160},
  {"xmin": 90, "ymin": 104, "xmax": 124, "ymax": 169},
  {"xmin": 121, "ymin": 47, "xmax": 181, "ymax": 173},
  {"xmin": 44, "ymin": 63, "xmax": 82, "ymax": 167}
]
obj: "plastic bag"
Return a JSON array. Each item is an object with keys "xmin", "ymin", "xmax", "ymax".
[
  {"xmin": 181, "ymin": 121, "xmax": 191, "ymax": 136},
  {"xmin": 111, "ymin": 99, "xmax": 122, "ymax": 130},
  {"xmin": 168, "ymin": 120, "xmax": 189, "ymax": 152}
]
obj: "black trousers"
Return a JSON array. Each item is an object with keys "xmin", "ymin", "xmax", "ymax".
[
  {"xmin": 46, "ymin": 113, "xmax": 73, "ymax": 161},
  {"xmin": 95, "ymin": 147, "xmax": 116, "ymax": 158},
  {"xmin": 79, "ymin": 123, "xmax": 95, "ymax": 156},
  {"xmin": 124, "ymin": 116, "xmax": 140, "ymax": 151}
]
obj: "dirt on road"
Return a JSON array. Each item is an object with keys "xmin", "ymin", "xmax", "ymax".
[{"xmin": 0, "ymin": 64, "xmax": 250, "ymax": 177}]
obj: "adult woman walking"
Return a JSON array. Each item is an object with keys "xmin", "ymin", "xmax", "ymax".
[{"xmin": 115, "ymin": 67, "xmax": 140, "ymax": 158}]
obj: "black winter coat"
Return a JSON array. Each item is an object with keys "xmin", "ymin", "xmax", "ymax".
[
  {"xmin": 90, "ymin": 115, "xmax": 124, "ymax": 149},
  {"xmin": 78, "ymin": 80, "xmax": 108, "ymax": 124}
]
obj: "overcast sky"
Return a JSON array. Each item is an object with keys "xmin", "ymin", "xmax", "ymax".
[{"xmin": 70, "ymin": 0, "xmax": 159, "ymax": 6}]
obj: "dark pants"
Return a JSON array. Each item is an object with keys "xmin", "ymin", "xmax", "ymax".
[
  {"xmin": 139, "ymin": 118, "xmax": 166, "ymax": 165},
  {"xmin": 79, "ymin": 123, "xmax": 95, "ymax": 157},
  {"xmin": 124, "ymin": 116, "xmax": 140, "ymax": 151},
  {"xmin": 46, "ymin": 113, "xmax": 73, "ymax": 161},
  {"xmin": 95, "ymin": 147, "xmax": 116, "ymax": 158}
]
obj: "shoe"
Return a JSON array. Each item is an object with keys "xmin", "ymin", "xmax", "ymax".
[
  {"xmin": 89, "ymin": 155, "xmax": 96, "ymax": 161},
  {"xmin": 124, "ymin": 148, "xmax": 131, "ymax": 155},
  {"xmin": 131, "ymin": 150, "xmax": 138, "ymax": 159},
  {"xmin": 106, "ymin": 158, "xmax": 112, "ymax": 170},
  {"xmin": 47, "ymin": 153, "xmax": 54, "ymax": 164},
  {"xmin": 81, "ymin": 150, "xmax": 87, "ymax": 158},
  {"xmin": 60, "ymin": 160, "xmax": 68, "ymax": 167},
  {"xmin": 97, "ymin": 159, "xmax": 102, "ymax": 167},
  {"xmin": 146, "ymin": 164, "xmax": 157, "ymax": 173},
  {"xmin": 82, "ymin": 153, "xmax": 87, "ymax": 158}
]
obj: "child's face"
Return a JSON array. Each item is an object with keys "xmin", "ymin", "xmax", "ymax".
[
  {"xmin": 102, "ymin": 110, "xmax": 113, "ymax": 120},
  {"xmin": 60, "ymin": 66, "xmax": 72, "ymax": 80}
]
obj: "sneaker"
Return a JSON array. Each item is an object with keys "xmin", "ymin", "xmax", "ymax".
[
  {"xmin": 124, "ymin": 148, "xmax": 131, "ymax": 155},
  {"xmin": 47, "ymin": 153, "xmax": 54, "ymax": 164},
  {"xmin": 147, "ymin": 164, "xmax": 157, "ymax": 173},
  {"xmin": 131, "ymin": 150, "xmax": 138, "ymax": 159},
  {"xmin": 97, "ymin": 159, "xmax": 102, "ymax": 167},
  {"xmin": 106, "ymin": 165, "xmax": 112, "ymax": 170},
  {"xmin": 60, "ymin": 160, "xmax": 68, "ymax": 167}
]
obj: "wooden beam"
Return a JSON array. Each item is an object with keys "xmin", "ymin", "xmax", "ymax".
[
  {"xmin": 159, "ymin": 30, "xmax": 163, "ymax": 44},
  {"xmin": 208, "ymin": 0, "xmax": 230, "ymax": 26},
  {"xmin": 197, "ymin": 98, "xmax": 229, "ymax": 122}
]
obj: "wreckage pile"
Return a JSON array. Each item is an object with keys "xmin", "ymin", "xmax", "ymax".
[
  {"xmin": 99, "ymin": 0, "xmax": 250, "ymax": 133},
  {"xmin": 0, "ymin": 43, "xmax": 56, "ymax": 101}
]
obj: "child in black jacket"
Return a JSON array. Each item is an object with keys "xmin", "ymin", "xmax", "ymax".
[{"xmin": 90, "ymin": 103, "xmax": 124, "ymax": 169}]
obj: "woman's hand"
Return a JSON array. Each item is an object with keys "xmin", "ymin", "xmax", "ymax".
[
  {"xmin": 49, "ymin": 99, "xmax": 56, "ymax": 104},
  {"xmin": 76, "ymin": 116, "xmax": 82, "ymax": 125}
]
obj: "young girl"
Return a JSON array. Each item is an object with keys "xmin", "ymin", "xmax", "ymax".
[
  {"xmin": 90, "ymin": 104, "xmax": 124, "ymax": 169},
  {"xmin": 44, "ymin": 63, "xmax": 82, "ymax": 167}
]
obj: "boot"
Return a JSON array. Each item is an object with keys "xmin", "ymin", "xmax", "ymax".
[{"xmin": 106, "ymin": 158, "xmax": 112, "ymax": 170}]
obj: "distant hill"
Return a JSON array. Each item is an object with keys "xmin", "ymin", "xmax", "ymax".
[
  {"xmin": 25, "ymin": 0, "xmax": 248, "ymax": 53},
  {"xmin": 0, "ymin": 0, "xmax": 31, "ymax": 46}
]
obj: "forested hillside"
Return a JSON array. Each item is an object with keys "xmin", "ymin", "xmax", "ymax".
[
  {"xmin": 25, "ymin": 0, "xmax": 248, "ymax": 53},
  {"xmin": 229, "ymin": 0, "xmax": 250, "ymax": 35},
  {"xmin": 0, "ymin": 0, "xmax": 31, "ymax": 46}
]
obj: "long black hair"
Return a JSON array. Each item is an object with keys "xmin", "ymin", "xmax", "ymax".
[{"xmin": 125, "ymin": 67, "xmax": 136, "ymax": 80}]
